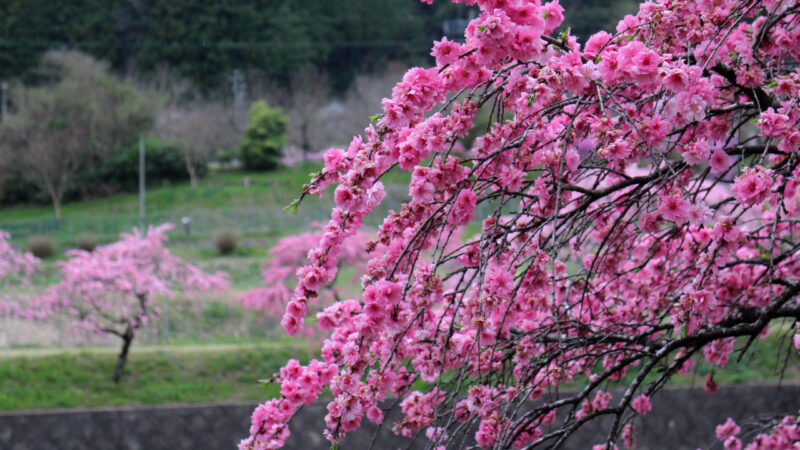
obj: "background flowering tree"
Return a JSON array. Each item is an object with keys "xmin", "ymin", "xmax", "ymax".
[
  {"xmin": 239, "ymin": 227, "xmax": 373, "ymax": 317},
  {"xmin": 0, "ymin": 230, "xmax": 39, "ymax": 319},
  {"xmin": 38, "ymin": 225, "xmax": 228, "ymax": 382},
  {"xmin": 240, "ymin": 225, "xmax": 377, "ymax": 336},
  {"xmin": 243, "ymin": 0, "xmax": 800, "ymax": 449},
  {"xmin": 241, "ymin": 224, "xmax": 461, "ymax": 338}
]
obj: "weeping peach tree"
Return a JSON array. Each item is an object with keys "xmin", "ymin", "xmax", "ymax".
[
  {"xmin": 242, "ymin": 0, "xmax": 800, "ymax": 448},
  {"xmin": 36, "ymin": 225, "xmax": 229, "ymax": 382}
]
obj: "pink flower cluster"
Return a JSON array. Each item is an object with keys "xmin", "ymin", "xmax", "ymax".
[
  {"xmin": 0, "ymin": 230, "xmax": 40, "ymax": 319},
  {"xmin": 240, "ymin": 224, "xmax": 377, "ymax": 337},
  {"xmin": 715, "ymin": 415, "xmax": 800, "ymax": 450},
  {"xmin": 241, "ymin": 359, "xmax": 338, "ymax": 450},
  {"xmin": 631, "ymin": 394, "xmax": 652, "ymax": 415},
  {"xmin": 0, "ymin": 230, "xmax": 38, "ymax": 284},
  {"xmin": 733, "ymin": 166, "xmax": 774, "ymax": 206},
  {"xmin": 758, "ymin": 105, "xmax": 800, "ymax": 153},
  {"xmin": 381, "ymin": 68, "xmax": 446, "ymax": 130},
  {"xmin": 35, "ymin": 225, "xmax": 229, "ymax": 340}
]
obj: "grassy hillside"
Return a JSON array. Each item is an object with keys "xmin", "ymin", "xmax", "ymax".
[
  {"xmin": 0, "ymin": 343, "xmax": 305, "ymax": 410},
  {"xmin": 0, "ymin": 163, "xmax": 411, "ymax": 249},
  {"xmin": 0, "ymin": 165, "xmax": 328, "ymax": 245}
]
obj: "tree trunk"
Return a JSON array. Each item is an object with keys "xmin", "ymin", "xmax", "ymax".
[
  {"xmin": 52, "ymin": 197, "xmax": 62, "ymax": 219},
  {"xmin": 45, "ymin": 182, "xmax": 62, "ymax": 219},
  {"xmin": 188, "ymin": 167, "xmax": 198, "ymax": 188},
  {"xmin": 112, "ymin": 325, "xmax": 135, "ymax": 383},
  {"xmin": 184, "ymin": 150, "xmax": 198, "ymax": 188}
]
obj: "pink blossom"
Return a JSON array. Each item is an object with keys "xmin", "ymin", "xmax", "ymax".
[
  {"xmin": 682, "ymin": 140, "xmax": 711, "ymax": 165},
  {"xmin": 757, "ymin": 107, "xmax": 791, "ymax": 139},
  {"xmin": 732, "ymin": 166, "xmax": 774, "ymax": 206},
  {"xmin": 431, "ymin": 37, "xmax": 462, "ymax": 66},
  {"xmin": 584, "ymin": 31, "xmax": 612, "ymax": 59},
  {"xmin": 658, "ymin": 193, "xmax": 692, "ymax": 223},
  {"xmin": 622, "ymin": 424, "xmax": 635, "ymax": 449},
  {"xmin": 448, "ymin": 189, "xmax": 478, "ymax": 227},
  {"xmin": 710, "ymin": 147, "xmax": 733, "ymax": 174},
  {"xmin": 366, "ymin": 406, "xmax": 384, "ymax": 424},
  {"xmin": 778, "ymin": 130, "xmax": 800, "ymax": 153},
  {"xmin": 543, "ymin": 1, "xmax": 565, "ymax": 34},
  {"xmin": 723, "ymin": 437, "xmax": 742, "ymax": 450},
  {"xmin": 717, "ymin": 418, "xmax": 741, "ymax": 441},
  {"xmin": 631, "ymin": 394, "xmax": 652, "ymax": 415}
]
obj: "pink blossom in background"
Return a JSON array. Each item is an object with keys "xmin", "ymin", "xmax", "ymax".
[
  {"xmin": 26, "ymin": 224, "xmax": 228, "ymax": 380},
  {"xmin": 0, "ymin": 230, "xmax": 40, "ymax": 319},
  {"xmin": 239, "ymin": 224, "xmax": 378, "ymax": 338},
  {"xmin": 0, "ymin": 230, "xmax": 39, "ymax": 284}
]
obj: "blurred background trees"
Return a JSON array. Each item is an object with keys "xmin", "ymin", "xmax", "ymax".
[
  {"xmin": 0, "ymin": 0, "xmax": 636, "ymax": 92},
  {"xmin": 0, "ymin": 0, "xmax": 638, "ymax": 215},
  {"xmin": 0, "ymin": 0, "xmax": 453, "ymax": 92},
  {"xmin": 155, "ymin": 102, "xmax": 241, "ymax": 187},
  {"xmin": 0, "ymin": 51, "xmax": 153, "ymax": 217}
]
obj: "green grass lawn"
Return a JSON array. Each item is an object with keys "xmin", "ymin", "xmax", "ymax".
[
  {"xmin": 0, "ymin": 165, "xmax": 321, "ymax": 222},
  {"xmin": 0, "ymin": 164, "xmax": 335, "ymax": 248},
  {"xmin": 0, "ymin": 343, "xmax": 307, "ymax": 410},
  {"xmin": 0, "ymin": 162, "xmax": 410, "ymax": 252}
]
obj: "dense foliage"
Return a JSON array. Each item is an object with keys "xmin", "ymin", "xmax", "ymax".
[
  {"xmin": 1, "ymin": 135, "xmax": 194, "ymax": 207},
  {"xmin": 0, "ymin": 0, "xmax": 477, "ymax": 91},
  {"xmin": 87, "ymin": 136, "xmax": 196, "ymax": 193},
  {"xmin": 241, "ymin": 0, "xmax": 800, "ymax": 449},
  {"xmin": 239, "ymin": 101, "xmax": 289, "ymax": 172}
]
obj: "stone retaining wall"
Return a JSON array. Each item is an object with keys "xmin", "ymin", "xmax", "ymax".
[{"xmin": 1, "ymin": 385, "xmax": 798, "ymax": 449}]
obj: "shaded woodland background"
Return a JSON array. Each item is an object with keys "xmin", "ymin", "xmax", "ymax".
[{"xmin": 0, "ymin": 0, "xmax": 637, "ymax": 210}]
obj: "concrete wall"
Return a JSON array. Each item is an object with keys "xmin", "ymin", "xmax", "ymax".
[{"xmin": 1, "ymin": 385, "xmax": 798, "ymax": 449}]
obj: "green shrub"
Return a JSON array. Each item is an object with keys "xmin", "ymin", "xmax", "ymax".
[
  {"xmin": 239, "ymin": 101, "xmax": 288, "ymax": 171},
  {"xmin": 75, "ymin": 233, "xmax": 98, "ymax": 252},
  {"xmin": 0, "ymin": 174, "xmax": 48, "ymax": 206},
  {"xmin": 28, "ymin": 235, "xmax": 55, "ymax": 258},
  {"xmin": 215, "ymin": 229, "xmax": 238, "ymax": 255}
]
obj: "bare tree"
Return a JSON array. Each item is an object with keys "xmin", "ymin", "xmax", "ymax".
[
  {"xmin": 0, "ymin": 51, "xmax": 153, "ymax": 217},
  {"xmin": 155, "ymin": 102, "xmax": 241, "ymax": 187},
  {"xmin": 275, "ymin": 64, "xmax": 406, "ymax": 161},
  {"xmin": 278, "ymin": 66, "xmax": 331, "ymax": 160},
  {"xmin": 320, "ymin": 64, "xmax": 406, "ymax": 148}
]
